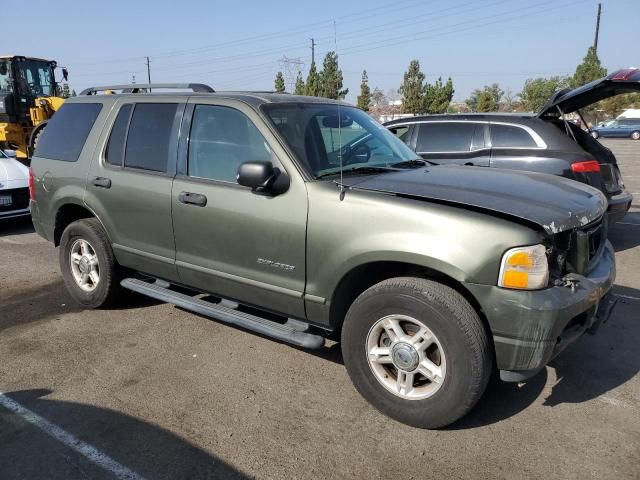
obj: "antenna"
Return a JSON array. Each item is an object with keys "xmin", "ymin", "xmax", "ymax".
[{"xmin": 334, "ymin": 20, "xmax": 345, "ymax": 201}]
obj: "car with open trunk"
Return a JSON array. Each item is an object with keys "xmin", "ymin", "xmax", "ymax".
[{"xmin": 385, "ymin": 68, "xmax": 639, "ymax": 224}]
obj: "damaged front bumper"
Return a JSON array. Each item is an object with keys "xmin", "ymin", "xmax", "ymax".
[{"xmin": 464, "ymin": 240, "xmax": 616, "ymax": 382}]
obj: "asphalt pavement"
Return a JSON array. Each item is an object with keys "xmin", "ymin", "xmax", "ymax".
[{"xmin": 0, "ymin": 139, "xmax": 638, "ymax": 480}]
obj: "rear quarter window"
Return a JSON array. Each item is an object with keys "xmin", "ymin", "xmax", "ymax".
[{"xmin": 34, "ymin": 103, "xmax": 103, "ymax": 162}]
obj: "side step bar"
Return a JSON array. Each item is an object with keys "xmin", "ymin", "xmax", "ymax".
[{"xmin": 121, "ymin": 278, "xmax": 325, "ymax": 349}]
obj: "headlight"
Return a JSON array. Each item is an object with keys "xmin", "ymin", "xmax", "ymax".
[{"xmin": 498, "ymin": 244, "xmax": 549, "ymax": 290}]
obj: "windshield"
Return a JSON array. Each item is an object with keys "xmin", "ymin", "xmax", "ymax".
[
  {"xmin": 264, "ymin": 104, "xmax": 420, "ymax": 178},
  {"xmin": 15, "ymin": 59, "xmax": 55, "ymax": 97},
  {"xmin": 0, "ymin": 60, "xmax": 11, "ymax": 94}
]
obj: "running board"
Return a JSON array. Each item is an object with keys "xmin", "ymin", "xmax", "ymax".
[{"xmin": 120, "ymin": 278, "xmax": 325, "ymax": 349}]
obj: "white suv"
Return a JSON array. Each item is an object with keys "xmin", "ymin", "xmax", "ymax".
[{"xmin": 0, "ymin": 150, "xmax": 30, "ymax": 219}]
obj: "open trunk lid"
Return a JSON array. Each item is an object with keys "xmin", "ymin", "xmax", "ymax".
[{"xmin": 538, "ymin": 68, "xmax": 640, "ymax": 117}]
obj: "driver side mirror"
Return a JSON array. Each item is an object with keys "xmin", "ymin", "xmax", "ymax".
[{"xmin": 237, "ymin": 161, "xmax": 289, "ymax": 195}]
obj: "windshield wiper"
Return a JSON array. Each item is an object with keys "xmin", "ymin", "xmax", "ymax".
[
  {"xmin": 315, "ymin": 165, "xmax": 398, "ymax": 179},
  {"xmin": 392, "ymin": 158, "xmax": 438, "ymax": 167}
]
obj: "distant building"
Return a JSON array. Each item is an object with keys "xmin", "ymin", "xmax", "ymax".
[{"xmin": 619, "ymin": 108, "xmax": 640, "ymax": 119}]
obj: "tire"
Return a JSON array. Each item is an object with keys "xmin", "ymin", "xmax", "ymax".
[
  {"xmin": 30, "ymin": 126, "xmax": 45, "ymax": 156},
  {"xmin": 631, "ymin": 131, "xmax": 640, "ymax": 140},
  {"xmin": 590, "ymin": 131, "xmax": 599, "ymax": 139},
  {"xmin": 59, "ymin": 218, "xmax": 123, "ymax": 308},
  {"xmin": 341, "ymin": 277, "xmax": 491, "ymax": 429}
]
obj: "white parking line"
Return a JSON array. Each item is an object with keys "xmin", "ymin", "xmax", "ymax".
[
  {"xmin": 0, "ymin": 393, "xmax": 146, "ymax": 480},
  {"xmin": 617, "ymin": 222, "xmax": 640, "ymax": 226}
]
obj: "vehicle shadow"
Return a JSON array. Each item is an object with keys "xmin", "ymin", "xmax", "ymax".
[
  {"xmin": 609, "ymin": 211, "xmax": 640, "ymax": 252},
  {"xmin": 0, "ymin": 279, "xmax": 162, "ymax": 335},
  {"xmin": 447, "ymin": 284, "xmax": 640, "ymax": 429},
  {"xmin": 0, "ymin": 216, "xmax": 34, "ymax": 237},
  {"xmin": 0, "ymin": 389, "xmax": 247, "ymax": 480}
]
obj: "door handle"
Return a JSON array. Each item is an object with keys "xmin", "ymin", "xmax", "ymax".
[
  {"xmin": 92, "ymin": 177, "xmax": 111, "ymax": 188},
  {"xmin": 178, "ymin": 191, "xmax": 207, "ymax": 207}
]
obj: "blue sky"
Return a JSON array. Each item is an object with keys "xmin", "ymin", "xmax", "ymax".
[{"xmin": 3, "ymin": 0, "xmax": 638, "ymax": 102}]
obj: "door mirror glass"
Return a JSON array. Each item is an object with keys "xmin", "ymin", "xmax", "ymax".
[{"xmin": 237, "ymin": 161, "xmax": 289, "ymax": 194}]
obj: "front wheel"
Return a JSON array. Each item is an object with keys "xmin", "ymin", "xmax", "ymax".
[
  {"xmin": 341, "ymin": 277, "xmax": 491, "ymax": 428},
  {"xmin": 631, "ymin": 131, "xmax": 640, "ymax": 140}
]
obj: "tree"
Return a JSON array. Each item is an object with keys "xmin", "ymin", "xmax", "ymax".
[
  {"xmin": 371, "ymin": 87, "xmax": 386, "ymax": 106},
  {"xmin": 600, "ymin": 93, "xmax": 640, "ymax": 118},
  {"xmin": 294, "ymin": 71, "xmax": 305, "ymax": 95},
  {"xmin": 476, "ymin": 91, "xmax": 496, "ymax": 112},
  {"xmin": 502, "ymin": 88, "xmax": 517, "ymax": 112},
  {"xmin": 319, "ymin": 51, "xmax": 348, "ymax": 99},
  {"xmin": 571, "ymin": 46, "xmax": 607, "ymax": 88},
  {"xmin": 305, "ymin": 61, "xmax": 321, "ymax": 97},
  {"xmin": 357, "ymin": 70, "xmax": 371, "ymax": 111},
  {"xmin": 399, "ymin": 60, "xmax": 425, "ymax": 114},
  {"xmin": 466, "ymin": 83, "xmax": 503, "ymax": 112},
  {"xmin": 423, "ymin": 77, "xmax": 454, "ymax": 113},
  {"xmin": 519, "ymin": 76, "xmax": 569, "ymax": 112},
  {"xmin": 274, "ymin": 71, "xmax": 286, "ymax": 93}
]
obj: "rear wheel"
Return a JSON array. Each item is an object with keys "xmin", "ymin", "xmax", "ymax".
[
  {"xmin": 631, "ymin": 131, "xmax": 640, "ymax": 140},
  {"xmin": 341, "ymin": 277, "xmax": 491, "ymax": 429},
  {"xmin": 59, "ymin": 218, "xmax": 123, "ymax": 308},
  {"xmin": 591, "ymin": 131, "xmax": 600, "ymax": 139}
]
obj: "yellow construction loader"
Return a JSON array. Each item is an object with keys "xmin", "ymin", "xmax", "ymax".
[{"xmin": 0, "ymin": 55, "xmax": 69, "ymax": 163}]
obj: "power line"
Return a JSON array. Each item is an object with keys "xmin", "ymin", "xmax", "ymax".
[
  {"xmin": 65, "ymin": 0, "xmax": 429, "ymax": 66},
  {"xmin": 71, "ymin": 0, "xmax": 500, "ymax": 77}
]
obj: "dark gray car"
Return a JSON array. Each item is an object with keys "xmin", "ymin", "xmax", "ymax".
[{"xmin": 385, "ymin": 68, "xmax": 639, "ymax": 223}]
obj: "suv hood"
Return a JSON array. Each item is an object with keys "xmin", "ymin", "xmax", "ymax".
[
  {"xmin": 538, "ymin": 68, "xmax": 640, "ymax": 117},
  {"xmin": 345, "ymin": 166, "xmax": 607, "ymax": 235}
]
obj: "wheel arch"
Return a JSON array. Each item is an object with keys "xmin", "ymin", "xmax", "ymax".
[
  {"xmin": 328, "ymin": 259, "xmax": 488, "ymax": 336},
  {"xmin": 53, "ymin": 202, "xmax": 103, "ymax": 246}
]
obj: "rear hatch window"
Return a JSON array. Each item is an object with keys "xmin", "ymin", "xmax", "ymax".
[{"xmin": 35, "ymin": 103, "xmax": 103, "ymax": 162}]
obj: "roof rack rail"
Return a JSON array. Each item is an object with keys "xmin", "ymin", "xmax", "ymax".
[{"xmin": 79, "ymin": 83, "xmax": 215, "ymax": 95}]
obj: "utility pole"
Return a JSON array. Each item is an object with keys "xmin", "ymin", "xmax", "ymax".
[
  {"xmin": 145, "ymin": 56, "xmax": 151, "ymax": 91},
  {"xmin": 310, "ymin": 38, "xmax": 316, "ymax": 65},
  {"xmin": 593, "ymin": 2, "xmax": 601, "ymax": 53}
]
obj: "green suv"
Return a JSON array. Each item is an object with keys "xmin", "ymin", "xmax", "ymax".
[{"xmin": 29, "ymin": 84, "xmax": 617, "ymax": 428}]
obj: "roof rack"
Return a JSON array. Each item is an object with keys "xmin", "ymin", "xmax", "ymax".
[{"xmin": 79, "ymin": 83, "xmax": 215, "ymax": 95}]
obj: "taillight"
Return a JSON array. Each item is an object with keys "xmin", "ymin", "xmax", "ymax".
[
  {"xmin": 28, "ymin": 167, "xmax": 36, "ymax": 200},
  {"xmin": 611, "ymin": 68, "xmax": 638, "ymax": 81},
  {"xmin": 571, "ymin": 160, "xmax": 601, "ymax": 173}
]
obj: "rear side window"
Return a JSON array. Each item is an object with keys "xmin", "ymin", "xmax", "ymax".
[
  {"xmin": 125, "ymin": 103, "xmax": 179, "ymax": 172},
  {"xmin": 416, "ymin": 122, "xmax": 475, "ymax": 152},
  {"xmin": 105, "ymin": 104, "xmax": 133, "ymax": 166},
  {"xmin": 490, "ymin": 124, "xmax": 538, "ymax": 148},
  {"xmin": 35, "ymin": 103, "xmax": 102, "ymax": 162}
]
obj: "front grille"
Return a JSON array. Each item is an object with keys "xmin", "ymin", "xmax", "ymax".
[
  {"xmin": 0, "ymin": 188, "xmax": 29, "ymax": 213},
  {"xmin": 567, "ymin": 217, "xmax": 607, "ymax": 274},
  {"xmin": 550, "ymin": 216, "xmax": 607, "ymax": 276}
]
